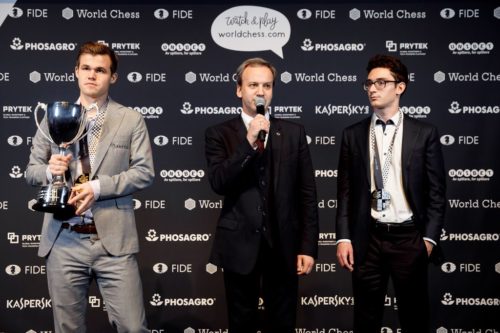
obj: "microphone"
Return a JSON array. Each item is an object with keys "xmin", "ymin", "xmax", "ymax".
[{"xmin": 254, "ymin": 96, "xmax": 266, "ymax": 142}]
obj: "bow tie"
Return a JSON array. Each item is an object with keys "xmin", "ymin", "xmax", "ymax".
[{"xmin": 376, "ymin": 119, "xmax": 394, "ymax": 133}]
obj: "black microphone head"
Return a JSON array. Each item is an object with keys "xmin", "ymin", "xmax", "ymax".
[{"xmin": 254, "ymin": 97, "xmax": 266, "ymax": 115}]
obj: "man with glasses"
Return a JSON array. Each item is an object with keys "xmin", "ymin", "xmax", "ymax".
[{"xmin": 335, "ymin": 54, "xmax": 446, "ymax": 333}]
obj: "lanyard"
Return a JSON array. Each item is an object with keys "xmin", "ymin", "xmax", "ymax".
[{"xmin": 370, "ymin": 111, "xmax": 403, "ymax": 190}]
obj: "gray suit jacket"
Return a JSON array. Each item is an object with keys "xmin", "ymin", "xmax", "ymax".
[{"xmin": 26, "ymin": 98, "xmax": 155, "ymax": 257}]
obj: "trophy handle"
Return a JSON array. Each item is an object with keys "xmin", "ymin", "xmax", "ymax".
[{"xmin": 34, "ymin": 102, "xmax": 55, "ymax": 144}]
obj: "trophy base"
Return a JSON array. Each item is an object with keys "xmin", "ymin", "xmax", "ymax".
[{"xmin": 33, "ymin": 184, "xmax": 76, "ymax": 220}]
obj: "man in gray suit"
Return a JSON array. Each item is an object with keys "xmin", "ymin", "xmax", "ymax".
[{"xmin": 26, "ymin": 41, "xmax": 154, "ymax": 332}]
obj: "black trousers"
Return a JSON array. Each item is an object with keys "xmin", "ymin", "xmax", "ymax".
[
  {"xmin": 223, "ymin": 239, "xmax": 298, "ymax": 333},
  {"xmin": 353, "ymin": 225, "xmax": 430, "ymax": 333}
]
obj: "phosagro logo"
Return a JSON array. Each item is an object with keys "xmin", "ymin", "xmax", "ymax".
[
  {"xmin": 9, "ymin": 165, "xmax": 24, "ymax": 178},
  {"xmin": 300, "ymin": 38, "xmax": 366, "ymax": 52},
  {"xmin": 150, "ymin": 293, "xmax": 216, "ymax": 307},
  {"xmin": 440, "ymin": 229, "xmax": 500, "ymax": 242},
  {"xmin": 10, "ymin": 37, "xmax": 77, "ymax": 51},
  {"xmin": 180, "ymin": 101, "xmax": 242, "ymax": 115},
  {"xmin": 145, "ymin": 229, "xmax": 211, "ymax": 243},
  {"xmin": 448, "ymin": 101, "xmax": 499, "ymax": 114},
  {"xmin": 441, "ymin": 292, "xmax": 500, "ymax": 306}
]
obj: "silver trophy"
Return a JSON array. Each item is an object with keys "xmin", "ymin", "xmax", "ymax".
[{"xmin": 32, "ymin": 101, "xmax": 88, "ymax": 217}]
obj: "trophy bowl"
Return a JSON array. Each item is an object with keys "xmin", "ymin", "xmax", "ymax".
[{"xmin": 32, "ymin": 101, "xmax": 87, "ymax": 218}]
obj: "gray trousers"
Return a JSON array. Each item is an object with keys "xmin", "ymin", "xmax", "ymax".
[{"xmin": 46, "ymin": 228, "xmax": 148, "ymax": 333}]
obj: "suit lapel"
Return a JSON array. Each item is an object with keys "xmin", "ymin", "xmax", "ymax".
[
  {"xmin": 357, "ymin": 118, "xmax": 372, "ymax": 186},
  {"xmin": 91, "ymin": 99, "xmax": 124, "ymax": 176},
  {"xmin": 401, "ymin": 117, "xmax": 420, "ymax": 189},
  {"xmin": 270, "ymin": 118, "xmax": 282, "ymax": 193}
]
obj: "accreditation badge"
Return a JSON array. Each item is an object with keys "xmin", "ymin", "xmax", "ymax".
[{"xmin": 371, "ymin": 189, "xmax": 391, "ymax": 211}]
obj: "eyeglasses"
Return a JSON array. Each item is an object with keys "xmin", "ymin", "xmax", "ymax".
[{"xmin": 363, "ymin": 79, "xmax": 400, "ymax": 91}]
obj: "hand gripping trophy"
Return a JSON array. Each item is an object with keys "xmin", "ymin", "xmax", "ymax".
[{"xmin": 32, "ymin": 101, "xmax": 88, "ymax": 217}]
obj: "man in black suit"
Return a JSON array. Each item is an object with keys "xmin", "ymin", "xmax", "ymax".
[
  {"xmin": 205, "ymin": 57, "xmax": 319, "ymax": 333},
  {"xmin": 336, "ymin": 55, "xmax": 446, "ymax": 333}
]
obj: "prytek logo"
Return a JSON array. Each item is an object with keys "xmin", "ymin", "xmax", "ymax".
[
  {"xmin": 440, "ymin": 229, "xmax": 500, "ymax": 242},
  {"xmin": 350, "ymin": 8, "xmax": 426, "ymax": 20},
  {"xmin": 318, "ymin": 232, "xmax": 336, "ymax": 246},
  {"xmin": 448, "ymin": 101, "xmax": 499, "ymax": 114},
  {"xmin": 7, "ymin": 232, "xmax": 40, "ymax": 247},
  {"xmin": 160, "ymin": 169, "xmax": 205, "ymax": 183},
  {"xmin": 300, "ymin": 294, "xmax": 354, "ymax": 307},
  {"xmin": 97, "ymin": 40, "xmax": 140, "ymax": 56},
  {"xmin": 270, "ymin": 105, "xmax": 302, "ymax": 120},
  {"xmin": 180, "ymin": 102, "xmax": 242, "ymax": 115},
  {"xmin": 449, "ymin": 42, "xmax": 494, "ymax": 55},
  {"xmin": 300, "ymin": 38, "xmax": 366, "ymax": 52},
  {"xmin": 3, "ymin": 106, "xmax": 32, "ymax": 120},
  {"xmin": 441, "ymin": 292, "xmax": 500, "ymax": 306},
  {"xmin": 150, "ymin": 293, "xmax": 216, "ymax": 307},
  {"xmin": 385, "ymin": 40, "xmax": 428, "ymax": 56},
  {"xmin": 448, "ymin": 168, "xmax": 493, "ymax": 182},
  {"xmin": 315, "ymin": 104, "xmax": 369, "ymax": 116},
  {"xmin": 145, "ymin": 229, "xmax": 211, "ymax": 243},
  {"xmin": 161, "ymin": 42, "xmax": 206, "ymax": 56},
  {"xmin": 10, "ymin": 37, "xmax": 77, "ymax": 51}
]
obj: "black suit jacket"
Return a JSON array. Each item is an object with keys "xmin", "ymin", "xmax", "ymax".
[
  {"xmin": 336, "ymin": 116, "xmax": 446, "ymax": 264},
  {"xmin": 205, "ymin": 116, "xmax": 319, "ymax": 275}
]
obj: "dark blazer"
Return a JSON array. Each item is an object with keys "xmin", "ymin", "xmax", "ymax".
[
  {"xmin": 205, "ymin": 116, "xmax": 319, "ymax": 275},
  {"xmin": 336, "ymin": 115, "xmax": 446, "ymax": 264}
]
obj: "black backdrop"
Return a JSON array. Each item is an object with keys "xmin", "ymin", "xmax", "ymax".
[{"xmin": 1, "ymin": 1, "xmax": 499, "ymax": 332}]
